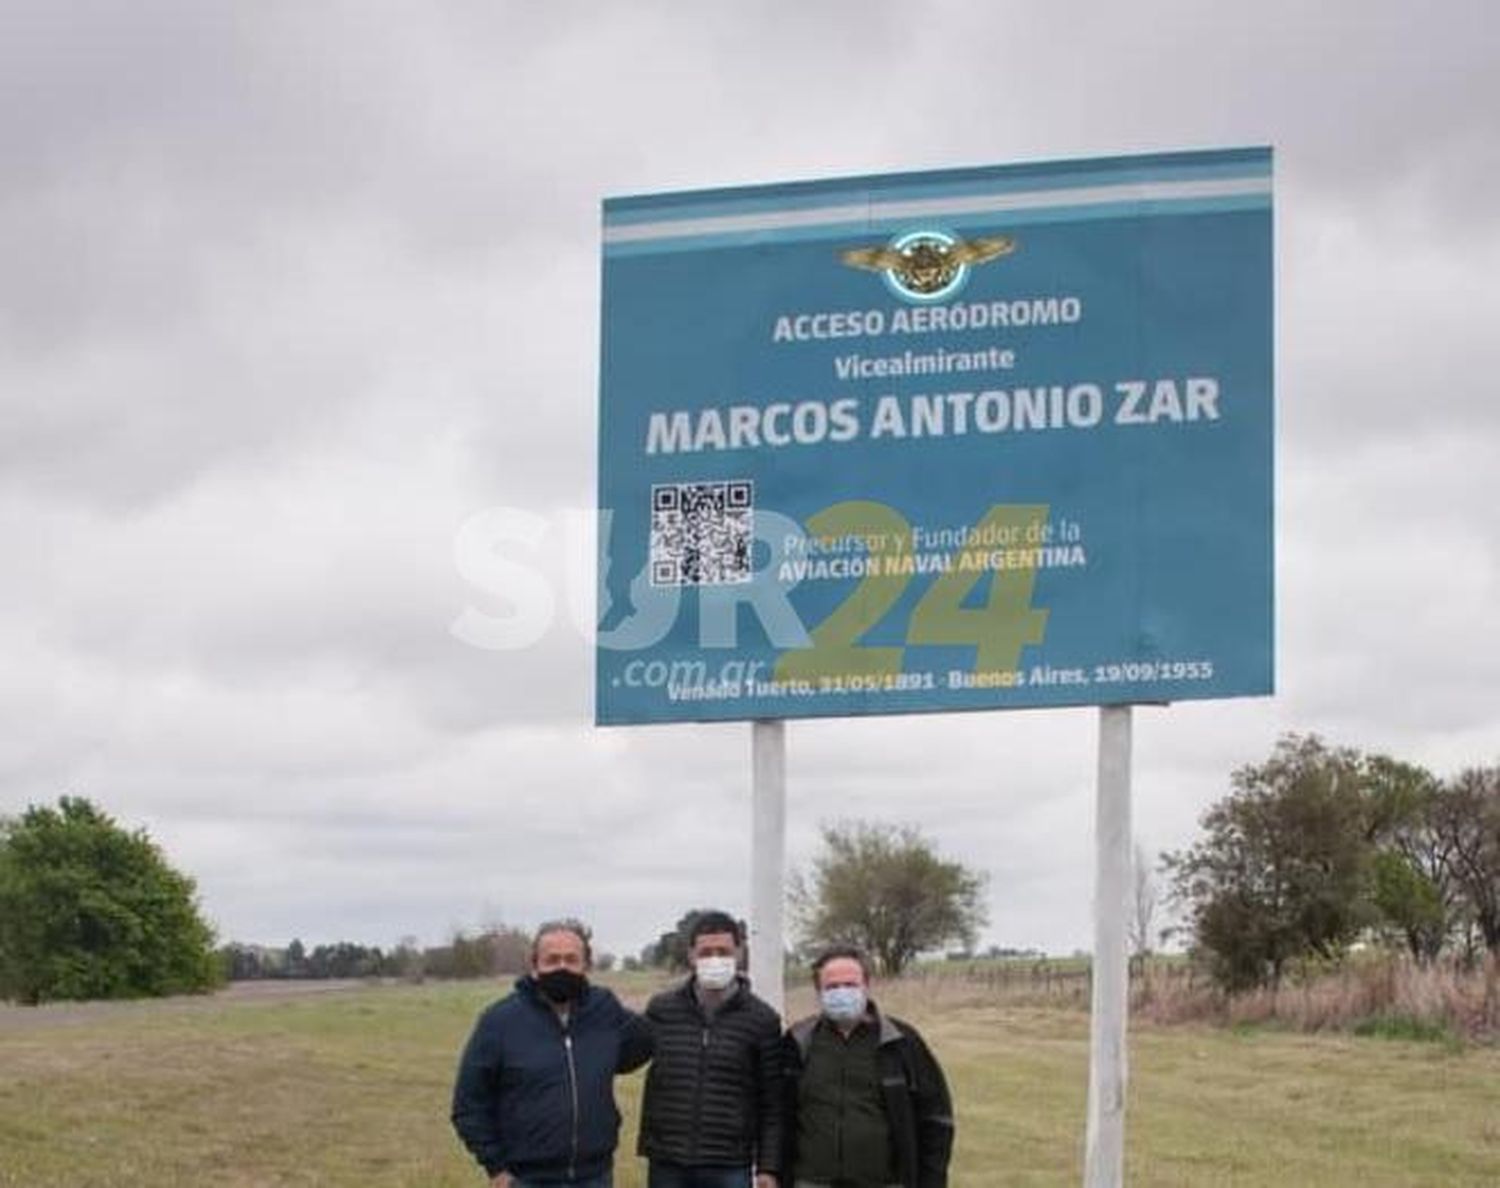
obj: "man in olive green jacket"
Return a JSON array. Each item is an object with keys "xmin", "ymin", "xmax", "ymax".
[{"xmin": 782, "ymin": 946, "xmax": 953, "ymax": 1188}]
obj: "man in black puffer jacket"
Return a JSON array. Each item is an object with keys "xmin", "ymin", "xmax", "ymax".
[{"xmin": 638, "ymin": 910, "xmax": 783, "ymax": 1188}]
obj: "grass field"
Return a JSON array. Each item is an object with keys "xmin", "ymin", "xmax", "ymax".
[{"xmin": 1, "ymin": 976, "xmax": 1497, "ymax": 1187}]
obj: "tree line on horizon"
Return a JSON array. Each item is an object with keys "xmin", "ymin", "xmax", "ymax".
[
  {"xmin": 3, "ymin": 733, "xmax": 1496, "ymax": 1004},
  {"xmin": 0, "ymin": 793, "xmax": 988, "ymax": 1001},
  {"xmin": 218, "ymin": 928, "xmax": 623, "ymax": 983}
]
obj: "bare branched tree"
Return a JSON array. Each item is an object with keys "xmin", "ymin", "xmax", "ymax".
[{"xmin": 1128, "ymin": 840, "xmax": 1159, "ymax": 960}]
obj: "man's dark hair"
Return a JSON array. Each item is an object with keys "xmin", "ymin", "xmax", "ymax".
[
  {"xmin": 811, "ymin": 944, "xmax": 873, "ymax": 986},
  {"xmin": 688, "ymin": 910, "xmax": 743, "ymax": 947},
  {"xmin": 532, "ymin": 918, "xmax": 593, "ymax": 965}
]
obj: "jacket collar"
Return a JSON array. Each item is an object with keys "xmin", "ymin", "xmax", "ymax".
[{"xmin": 676, "ymin": 971, "xmax": 749, "ymax": 1008}]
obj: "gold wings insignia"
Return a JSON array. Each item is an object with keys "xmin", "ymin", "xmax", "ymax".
[
  {"xmin": 947, "ymin": 235, "xmax": 1016, "ymax": 265},
  {"xmin": 840, "ymin": 235, "xmax": 1017, "ymax": 273},
  {"xmin": 840, "ymin": 246, "xmax": 909, "ymax": 273}
]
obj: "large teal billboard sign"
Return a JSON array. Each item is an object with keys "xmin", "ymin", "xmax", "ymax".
[{"xmin": 597, "ymin": 148, "xmax": 1273, "ymax": 724}]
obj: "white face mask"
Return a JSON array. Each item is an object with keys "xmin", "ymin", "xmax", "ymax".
[
  {"xmin": 694, "ymin": 955, "xmax": 738, "ymax": 990},
  {"xmin": 820, "ymin": 985, "xmax": 867, "ymax": 1023}
]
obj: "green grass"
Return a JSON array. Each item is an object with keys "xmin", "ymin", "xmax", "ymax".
[
  {"xmin": 1352, "ymin": 1012, "xmax": 1463, "ymax": 1049},
  {"xmin": 1, "ymin": 978, "xmax": 1497, "ymax": 1186}
]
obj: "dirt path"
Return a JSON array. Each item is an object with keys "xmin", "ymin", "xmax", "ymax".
[{"xmin": 0, "ymin": 977, "xmax": 380, "ymax": 1033}]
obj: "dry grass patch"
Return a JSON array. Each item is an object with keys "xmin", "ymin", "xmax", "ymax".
[{"xmin": 1, "ymin": 976, "xmax": 1497, "ymax": 1186}]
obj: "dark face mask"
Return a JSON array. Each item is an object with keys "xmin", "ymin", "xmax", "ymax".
[{"xmin": 535, "ymin": 968, "xmax": 587, "ymax": 1004}]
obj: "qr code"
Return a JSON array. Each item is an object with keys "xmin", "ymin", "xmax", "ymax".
[{"xmin": 650, "ymin": 480, "xmax": 754, "ymax": 587}]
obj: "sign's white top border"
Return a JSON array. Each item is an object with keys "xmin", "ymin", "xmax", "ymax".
[{"xmin": 604, "ymin": 176, "xmax": 1272, "ymax": 246}]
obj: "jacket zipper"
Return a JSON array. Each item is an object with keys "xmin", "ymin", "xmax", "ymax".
[
  {"xmin": 835, "ymin": 1038, "xmax": 847, "ymax": 1175},
  {"xmin": 689, "ymin": 1023, "xmax": 709, "ymax": 1164},
  {"xmin": 563, "ymin": 1029, "xmax": 580, "ymax": 1180}
]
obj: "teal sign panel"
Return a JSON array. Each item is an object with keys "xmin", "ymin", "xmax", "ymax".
[{"xmin": 597, "ymin": 147, "xmax": 1273, "ymax": 724}]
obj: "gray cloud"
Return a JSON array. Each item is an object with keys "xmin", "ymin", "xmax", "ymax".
[{"xmin": 2, "ymin": 1, "xmax": 1497, "ymax": 958}]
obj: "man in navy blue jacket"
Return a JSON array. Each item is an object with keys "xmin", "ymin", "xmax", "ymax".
[{"xmin": 452, "ymin": 919, "xmax": 653, "ymax": 1187}]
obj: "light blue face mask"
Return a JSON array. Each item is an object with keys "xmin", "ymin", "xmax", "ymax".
[{"xmin": 820, "ymin": 985, "xmax": 867, "ymax": 1023}]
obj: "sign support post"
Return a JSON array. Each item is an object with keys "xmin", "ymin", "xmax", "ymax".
[
  {"xmin": 1085, "ymin": 704, "xmax": 1133, "ymax": 1187},
  {"xmin": 750, "ymin": 718, "xmax": 787, "ymax": 1015}
]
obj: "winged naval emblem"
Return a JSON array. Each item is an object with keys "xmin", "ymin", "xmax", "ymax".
[{"xmin": 841, "ymin": 231, "xmax": 1016, "ymax": 302}]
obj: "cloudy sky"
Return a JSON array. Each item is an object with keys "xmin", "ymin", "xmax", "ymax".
[{"xmin": 3, "ymin": 1, "xmax": 1496, "ymax": 961}]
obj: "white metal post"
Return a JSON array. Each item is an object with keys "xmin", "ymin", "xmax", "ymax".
[
  {"xmin": 1085, "ymin": 704, "xmax": 1133, "ymax": 1187},
  {"xmin": 750, "ymin": 718, "xmax": 787, "ymax": 1015}
]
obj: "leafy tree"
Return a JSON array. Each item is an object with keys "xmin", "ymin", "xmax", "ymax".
[
  {"xmin": 218, "ymin": 942, "xmax": 270, "ymax": 980},
  {"xmin": 1165, "ymin": 736, "xmax": 1374, "ymax": 991},
  {"xmin": 1365, "ymin": 757, "xmax": 1457, "ymax": 963},
  {"xmin": 641, "ymin": 910, "xmax": 707, "ymax": 971},
  {"xmin": 417, "ymin": 925, "xmax": 535, "ymax": 980},
  {"xmin": 446, "ymin": 930, "xmax": 494, "ymax": 978},
  {"xmin": 387, "ymin": 936, "xmax": 425, "ymax": 981},
  {"xmin": 304, "ymin": 941, "xmax": 385, "ymax": 979},
  {"xmin": 1371, "ymin": 850, "xmax": 1447, "ymax": 963},
  {"xmin": 794, "ymin": 821, "xmax": 987, "ymax": 976},
  {"xmin": 0, "ymin": 797, "xmax": 219, "ymax": 1004},
  {"xmin": 1434, "ymin": 766, "xmax": 1500, "ymax": 956},
  {"xmin": 488, "ymin": 925, "xmax": 533, "ymax": 975}
]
